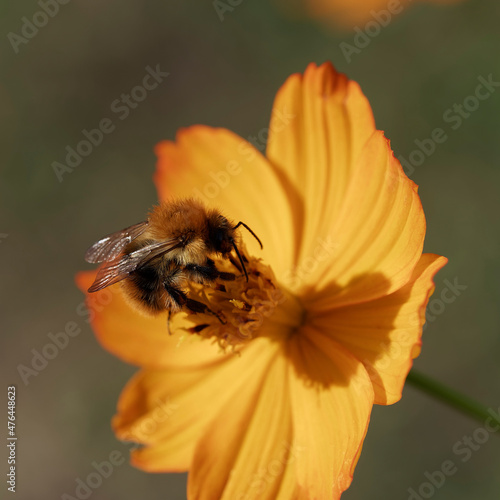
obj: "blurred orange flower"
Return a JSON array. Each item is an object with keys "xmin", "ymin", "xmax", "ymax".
[
  {"xmin": 77, "ymin": 62, "xmax": 447, "ymax": 499},
  {"xmin": 298, "ymin": 0, "xmax": 461, "ymax": 27}
]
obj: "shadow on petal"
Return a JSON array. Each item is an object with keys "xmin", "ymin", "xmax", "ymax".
[{"xmin": 307, "ymin": 254, "xmax": 447, "ymax": 404}]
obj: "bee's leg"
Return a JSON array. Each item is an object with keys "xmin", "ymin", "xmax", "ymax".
[
  {"xmin": 164, "ymin": 283, "xmax": 188, "ymax": 309},
  {"xmin": 164, "ymin": 281, "xmax": 225, "ymax": 325},
  {"xmin": 228, "ymin": 254, "xmax": 242, "ymax": 273},
  {"xmin": 218, "ymin": 271, "xmax": 236, "ymax": 281},
  {"xmin": 228, "ymin": 254, "xmax": 251, "ymax": 280},
  {"xmin": 163, "ymin": 283, "xmax": 187, "ymax": 334},
  {"xmin": 185, "ymin": 298, "xmax": 226, "ymax": 325},
  {"xmin": 184, "ymin": 258, "xmax": 235, "ymax": 283},
  {"xmin": 166, "ymin": 310, "xmax": 173, "ymax": 335},
  {"xmin": 184, "ymin": 259, "xmax": 219, "ymax": 283}
]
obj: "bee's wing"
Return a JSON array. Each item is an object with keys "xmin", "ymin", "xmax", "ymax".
[
  {"xmin": 87, "ymin": 238, "xmax": 183, "ymax": 293},
  {"xmin": 85, "ymin": 221, "xmax": 149, "ymax": 264}
]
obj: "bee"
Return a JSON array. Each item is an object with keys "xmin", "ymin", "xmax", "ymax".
[{"xmin": 85, "ymin": 198, "xmax": 262, "ymax": 322}]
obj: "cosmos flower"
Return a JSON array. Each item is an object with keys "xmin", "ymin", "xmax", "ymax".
[
  {"xmin": 294, "ymin": 0, "xmax": 462, "ymax": 28},
  {"xmin": 77, "ymin": 62, "xmax": 447, "ymax": 499}
]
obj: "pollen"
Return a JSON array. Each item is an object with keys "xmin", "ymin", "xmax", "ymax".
[{"xmin": 179, "ymin": 246, "xmax": 301, "ymax": 351}]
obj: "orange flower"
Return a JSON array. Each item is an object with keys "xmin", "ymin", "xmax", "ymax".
[
  {"xmin": 294, "ymin": 0, "xmax": 462, "ymax": 28},
  {"xmin": 77, "ymin": 62, "xmax": 447, "ymax": 499}
]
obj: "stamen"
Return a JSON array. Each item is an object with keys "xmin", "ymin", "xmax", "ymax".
[{"xmin": 178, "ymin": 245, "xmax": 302, "ymax": 350}]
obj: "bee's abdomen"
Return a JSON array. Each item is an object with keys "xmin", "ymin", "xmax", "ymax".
[{"xmin": 121, "ymin": 259, "xmax": 185, "ymax": 315}]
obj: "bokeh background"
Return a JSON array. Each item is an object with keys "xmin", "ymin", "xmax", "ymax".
[{"xmin": 1, "ymin": 0, "xmax": 499, "ymax": 499}]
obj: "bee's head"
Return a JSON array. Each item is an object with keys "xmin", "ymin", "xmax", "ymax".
[
  {"xmin": 207, "ymin": 212, "xmax": 263, "ymax": 282},
  {"xmin": 207, "ymin": 214, "xmax": 234, "ymax": 254}
]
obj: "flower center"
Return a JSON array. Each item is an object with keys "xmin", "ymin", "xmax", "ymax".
[{"xmin": 178, "ymin": 247, "xmax": 305, "ymax": 350}]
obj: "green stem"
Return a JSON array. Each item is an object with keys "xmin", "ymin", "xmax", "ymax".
[{"xmin": 406, "ymin": 369, "xmax": 500, "ymax": 435}]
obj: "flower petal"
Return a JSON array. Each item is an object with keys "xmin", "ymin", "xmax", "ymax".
[
  {"xmin": 266, "ymin": 62, "xmax": 375, "ymax": 279},
  {"xmin": 287, "ymin": 327, "xmax": 374, "ymax": 499},
  {"xmin": 187, "ymin": 340, "xmax": 299, "ymax": 500},
  {"xmin": 155, "ymin": 126, "xmax": 296, "ymax": 277},
  {"xmin": 311, "ymin": 253, "xmax": 448, "ymax": 405},
  {"xmin": 308, "ymin": 131, "xmax": 426, "ymax": 307},
  {"xmin": 75, "ymin": 271, "xmax": 224, "ymax": 369},
  {"xmin": 113, "ymin": 338, "xmax": 278, "ymax": 473},
  {"xmin": 267, "ymin": 63, "xmax": 425, "ymax": 306}
]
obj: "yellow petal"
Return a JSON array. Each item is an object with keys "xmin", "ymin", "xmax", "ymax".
[
  {"xmin": 268, "ymin": 64, "xmax": 425, "ymax": 303},
  {"xmin": 311, "ymin": 253, "xmax": 448, "ymax": 405},
  {"xmin": 112, "ymin": 338, "xmax": 279, "ymax": 473},
  {"xmin": 75, "ymin": 271, "xmax": 224, "ymax": 369},
  {"xmin": 187, "ymin": 340, "xmax": 299, "ymax": 500},
  {"xmin": 303, "ymin": 130, "xmax": 426, "ymax": 308},
  {"xmin": 266, "ymin": 62, "xmax": 375, "ymax": 279},
  {"xmin": 154, "ymin": 126, "xmax": 296, "ymax": 277},
  {"xmin": 287, "ymin": 327, "xmax": 374, "ymax": 499}
]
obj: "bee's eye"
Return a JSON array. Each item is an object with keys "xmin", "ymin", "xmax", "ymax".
[
  {"xmin": 208, "ymin": 215, "xmax": 232, "ymax": 253},
  {"xmin": 214, "ymin": 228, "xmax": 226, "ymax": 247}
]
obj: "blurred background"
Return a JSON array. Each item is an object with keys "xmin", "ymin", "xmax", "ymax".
[{"xmin": 1, "ymin": 0, "xmax": 499, "ymax": 498}]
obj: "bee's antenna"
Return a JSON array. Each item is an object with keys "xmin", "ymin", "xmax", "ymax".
[
  {"xmin": 231, "ymin": 240, "xmax": 249, "ymax": 282},
  {"xmin": 167, "ymin": 311, "xmax": 173, "ymax": 335},
  {"xmin": 233, "ymin": 222, "xmax": 263, "ymax": 249}
]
